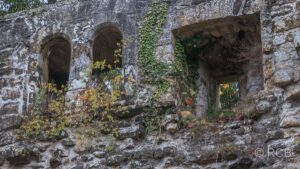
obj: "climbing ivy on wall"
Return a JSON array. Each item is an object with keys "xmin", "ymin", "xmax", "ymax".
[
  {"xmin": 138, "ymin": 0, "xmax": 174, "ymax": 133},
  {"xmin": 174, "ymin": 40, "xmax": 199, "ymax": 108},
  {"xmin": 174, "ymin": 35, "xmax": 239, "ymax": 122},
  {"xmin": 138, "ymin": 0, "xmax": 170, "ymax": 96}
]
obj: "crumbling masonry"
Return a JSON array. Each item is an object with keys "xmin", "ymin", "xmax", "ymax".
[{"xmin": 1, "ymin": 0, "xmax": 300, "ymax": 168}]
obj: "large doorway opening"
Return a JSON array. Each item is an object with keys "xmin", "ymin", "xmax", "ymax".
[{"xmin": 173, "ymin": 13, "xmax": 263, "ymax": 117}]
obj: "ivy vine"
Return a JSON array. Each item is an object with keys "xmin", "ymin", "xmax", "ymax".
[
  {"xmin": 174, "ymin": 39, "xmax": 199, "ymax": 107},
  {"xmin": 138, "ymin": 0, "xmax": 170, "ymax": 96},
  {"xmin": 138, "ymin": 0, "xmax": 174, "ymax": 133}
]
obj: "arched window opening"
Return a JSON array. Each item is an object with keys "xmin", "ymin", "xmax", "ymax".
[
  {"xmin": 41, "ymin": 37, "xmax": 71, "ymax": 89},
  {"xmin": 92, "ymin": 25, "xmax": 122, "ymax": 77}
]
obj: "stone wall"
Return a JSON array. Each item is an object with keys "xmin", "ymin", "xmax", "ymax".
[
  {"xmin": 0, "ymin": 0, "xmax": 300, "ymax": 168},
  {"xmin": 195, "ymin": 61, "xmax": 212, "ymax": 117}
]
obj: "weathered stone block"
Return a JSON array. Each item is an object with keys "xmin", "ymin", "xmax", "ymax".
[
  {"xmin": 117, "ymin": 125, "xmax": 145, "ymax": 140},
  {"xmin": 69, "ymin": 164, "xmax": 84, "ymax": 169},
  {"xmin": 62, "ymin": 138, "xmax": 76, "ymax": 147},
  {"xmin": 161, "ymin": 114, "xmax": 178, "ymax": 127},
  {"xmin": 114, "ymin": 107, "xmax": 142, "ymax": 119},
  {"xmin": 266, "ymin": 130, "xmax": 284, "ymax": 141},
  {"xmin": 50, "ymin": 156, "xmax": 62, "ymax": 168},
  {"xmin": 0, "ymin": 68, "xmax": 13, "ymax": 77},
  {"xmin": 1, "ymin": 144, "xmax": 40, "ymax": 166},
  {"xmin": 153, "ymin": 147, "xmax": 164, "ymax": 159},
  {"xmin": 271, "ymin": 0, "xmax": 297, "ymax": 6},
  {"xmin": 81, "ymin": 154, "xmax": 94, "ymax": 162},
  {"xmin": 166, "ymin": 123, "xmax": 178, "ymax": 134},
  {"xmin": 294, "ymin": 144, "xmax": 300, "ymax": 154},
  {"xmin": 285, "ymin": 84, "xmax": 300, "ymax": 100},
  {"xmin": 131, "ymin": 146, "xmax": 153, "ymax": 160},
  {"xmin": 191, "ymin": 0, "xmax": 209, "ymax": 5},
  {"xmin": 0, "ymin": 114, "xmax": 22, "ymax": 131},
  {"xmin": 195, "ymin": 148, "xmax": 220, "ymax": 165},
  {"xmin": 229, "ymin": 157, "xmax": 253, "ymax": 169},
  {"xmin": 119, "ymin": 138, "xmax": 135, "ymax": 150},
  {"xmin": 0, "ymin": 103, "xmax": 19, "ymax": 115},
  {"xmin": 105, "ymin": 154, "xmax": 124, "ymax": 166},
  {"xmin": 0, "ymin": 132, "xmax": 15, "ymax": 147},
  {"xmin": 280, "ymin": 116, "xmax": 300, "ymax": 128},
  {"xmin": 162, "ymin": 145, "xmax": 177, "ymax": 157},
  {"xmin": 86, "ymin": 160, "xmax": 106, "ymax": 169},
  {"xmin": 2, "ymin": 90, "xmax": 21, "ymax": 101},
  {"xmin": 271, "ymin": 5, "xmax": 293, "ymax": 19},
  {"xmin": 93, "ymin": 151, "xmax": 106, "ymax": 158},
  {"xmin": 256, "ymin": 100, "xmax": 271, "ymax": 114},
  {"xmin": 274, "ymin": 69, "xmax": 294, "ymax": 87}
]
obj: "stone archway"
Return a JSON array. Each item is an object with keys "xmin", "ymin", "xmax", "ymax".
[
  {"xmin": 41, "ymin": 36, "xmax": 71, "ymax": 88},
  {"xmin": 92, "ymin": 25, "xmax": 123, "ymax": 77}
]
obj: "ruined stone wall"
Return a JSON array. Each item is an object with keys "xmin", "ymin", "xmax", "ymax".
[
  {"xmin": 0, "ymin": 0, "xmax": 144, "ymax": 126},
  {"xmin": 0, "ymin": 0, "xmax": 300, "ymax": 168}
]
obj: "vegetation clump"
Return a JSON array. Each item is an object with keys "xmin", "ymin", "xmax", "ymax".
[
  {"xmin": 18, "ymin": 0, "xmax": 244, "ymax": 139},
  {"xmin": 19, "ymin": 83, "xmax": 68, "ymax": 140},
  {"xmin": 138, "ymin": 0, "xmax": 170, "ymax": 96},
  {"xmin": 173, "ymin": 35, "xmax": 241, "ymax": 129},
  {"xmin": 0, "ymin": 0, "xmax": 59, "ymax": 15},
  {"xmin": 18, "ymin": 42, "xmax": 127, "ymax": 140}
]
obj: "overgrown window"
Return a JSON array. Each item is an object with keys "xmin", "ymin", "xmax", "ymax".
[
  {"xmin": 173, "ymin": 13, "xmax": 263, "ymax": 119},
  {"xmin": 92, "ymin": 25, "xmax": 122, "ymax": 78},
  {"xmin": 41, "ymin": 37, "xmax": 71, "ymax": 89}
]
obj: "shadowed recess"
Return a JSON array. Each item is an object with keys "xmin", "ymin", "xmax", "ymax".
[
  {"xmin": 173, "ymin": 13, "xmax": 263, "ymax": 116},
  {"xmin": 42, "ymin": 37, "xmax": 71, "ymax": 88},
  {"xmin": 92, "ymin": 25, "xmax": 122, "ymax": 75}
]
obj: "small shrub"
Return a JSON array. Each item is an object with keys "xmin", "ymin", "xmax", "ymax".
[
  {"xmin": 18, "ymin": 83, "xmax": 68, "ymax": 140},
  {"xmin": 205, "ymin": 106, "xmax": 235, "ymax": 122},
  {"xmin": 220, "ymin": 82, "xmax": 239, "ymax": 109}
]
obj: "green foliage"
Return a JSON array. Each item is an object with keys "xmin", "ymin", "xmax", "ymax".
[
  {"xmin": 137, "ymin": 1, "xmax": 174, "ymax": 133},
  {"xmin": 0, "ymin": 0, "xmax": 58, "ymax": 16},
  {"xmin": 105, "ymin": 145, "xmax": 116, "ymax": 153},
  {"xmin": 18, "ymin": 83, "xmax": 68, "ymax": 140},
  {"xmin": 174, "ymin": 34, "xmax": 241, "ymax": 122},
  {"xmin": 205, "ymin": 83, "xmax": 239, "ymax": 121},
  {"xmin": 178, "ymin": 112, "xmax": 199, "ymax": 128},
  {"xmin": 205, "ymin": 106, "xmax": 235, "ymax": 122},
  {"xmin": 79, "ymin": 58, "xmax": 126, "ymax": 136},
  {"xmin": 220, "ymin": 83, "xmax": 239, "ymax": 109},
  {"xmin": 143, "ymin": 106, "xmax": 173, "ymax": 134},
  {"xmin": 198, "ymin": 83, "xmax": 239, "ymax": 122},
  {"xmin": 174, "ymin": 40, "xmax": 199, "ymax": 107},
  {"xmin": 18, "ymin": 43, "xmax": 128, "ymax": 140},
  {"xmin": 138, "ymin": 0, "xmax": 170, "ymax": 97}
]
